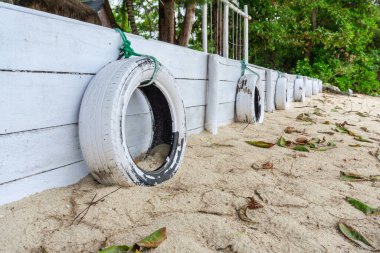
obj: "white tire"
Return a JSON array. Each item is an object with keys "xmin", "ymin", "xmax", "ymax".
[
  {"xmin": 235, "ymin": 74, "xmax": 265, "ymax": 124},
  {"xmin": 312, "ymin": 79, "xmax": 318, "ymax": 95},
  {"xmin": 275, "ymin": 76, "xmax": 289, "ymax": 110},
  {"xmin": 79, "ymin": 57, "xmax": 187, "ymax": 186},
  {"xmin": 305, "ymin": 78, "xmax": 312, "ymax": 97},
  {"xmin": 294, "ymin": 77, "xmax": 305, "ymax": 102},
  {"xmin": 265, "ymin": 70, "xmax": 276, "ymax": 112}
]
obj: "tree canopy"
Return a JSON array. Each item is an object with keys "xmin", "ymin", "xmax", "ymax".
[{"xmin": 112, "ymin": 0, "xmax": 380, "ymax": 94}]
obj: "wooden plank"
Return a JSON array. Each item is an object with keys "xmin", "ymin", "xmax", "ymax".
[
  {"xmin": 186, "ymin": 106, "xmax": 206, "ymax": 131},
  {"xmin": 217, "ymin": 102, "xmax": 235, "ymax": 124},
  {"xmin": 0, "ymin": 3, "xmax": 207, "ymax": 79},
  {"xmin": 0, "ymin": 72, "xmax": 207, "ymax": 135},
  {"xmin": 0, "ymin": 124, "xmax": 83, "ymax": 185},
  {"xmin": 0, "ymin": 161, "xmax": 88, "ymax": 205},
  {"xmin": 218, "ymin": 58, "xmax": 241, "ymax": 82},
  {"xmin": 218, "ymin": 81, "xmax": 237, "ymax": 104},
  {"xmin": 0, "ymin": 71, "xmax": 92, "ymax": 134},
  {"xmin": 177, "ymin": 79, "xmax": 207, "ymax": 107}
]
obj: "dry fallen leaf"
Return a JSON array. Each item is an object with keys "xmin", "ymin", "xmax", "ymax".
[
  {"xmin": 247, "ymin": 197, "xmax": 264, "ymax": 210},
  {"xmin": 284, "ymin": 126, "xmax": 302, "ymax": 134},
  {"xmin": 262, "ymin": 162, "xmax": 274, "ymax": 170},
  {"xmin": 295, "ymin": 136, "xmax": 309, "ymax": 144}
]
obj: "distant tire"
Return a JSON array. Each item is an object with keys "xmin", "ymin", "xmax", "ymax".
[
  {"xmin": 305, "ymin": 78, "xmax": 312, "ymax": 97},
  {"xmin": 312, "ymin": 79, "xmax": 318, "ymax": 95},
  {"xmin": 294, "ymin": 77, "xmax": 305, "ymax": 102},
  {"xmin": 79, "ymin": 57, "xmax": 187, "ymax": 186},
  {"xmin": 235, "ymin": 74, "xmax": 265, "ymax": 124},
  {"xmin": 275, "ymin": 76, "xmax": 289, "ymax": 110}
]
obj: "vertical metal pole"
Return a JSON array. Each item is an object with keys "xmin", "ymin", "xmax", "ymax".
[
  {"xmin": 202, "ymin": 4, "xmax": 208, "ymax": 53},
  {"xmin": 223, "ymin": 2, "xmax": 229, "ymax": 58},
  {"xmin": 244, "ymin": 5, "xmax": 248, "ymax": 63}
]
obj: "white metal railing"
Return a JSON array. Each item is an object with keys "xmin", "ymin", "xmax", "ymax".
[{"xmin": 202, "ymin": 0, "xmax": 250, "ymax": 63}]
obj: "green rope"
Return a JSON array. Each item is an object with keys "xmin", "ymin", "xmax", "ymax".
[
  {"xmin": 115, "ymin": 28, "xmax": 160, "ymax": 86},
  {"xmin": 240, "ymin": 60, "xmax": 260, "ymax": 78}
]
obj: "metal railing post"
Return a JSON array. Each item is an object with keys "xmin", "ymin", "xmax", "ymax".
[
  {"xmin": 202, "ymin": 4, "xmax": 208, "ymax": 53},
  {"xmin": 244, "ymin": 5, "xmax": 248, "ymax": 63},
  {"xmin": 223, "ymin": 2, "xmax": 229, "ymax": 58}
]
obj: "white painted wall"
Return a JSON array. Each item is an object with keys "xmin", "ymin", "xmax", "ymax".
[{"xmin": 0, "ymin": 2, "xmax": 316, "ymax": 205}]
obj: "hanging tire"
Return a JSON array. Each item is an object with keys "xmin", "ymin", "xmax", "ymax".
[
  {"xmin": 79, "ymin": 57, "xmax": 187, "ymax": 186},
  {"xmin": 294, "ymin": 77, "xmax": 305, "ymax": 102},
  {"xmin": 312, "ymin": 79, "xmax": 318, "ymax": 95},
  {"xmin": 275, "ymin": 76, "xmax": 289, "ymax": 110},
  {"xmin": 235, "ymin": 74, "xmax": 265, "ymax": 124}
]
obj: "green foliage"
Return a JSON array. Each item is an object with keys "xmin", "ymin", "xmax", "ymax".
[
  {"xmin": 239, "ymin": 0, "xmax": 380, "ymax": 94},
  {"xmin": 112, "ymin": 0, "xmax": 380, "ymax": 94}
]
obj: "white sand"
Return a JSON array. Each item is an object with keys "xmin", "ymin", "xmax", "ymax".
[{"xmin": 0, "ymin": 94, "xmax": 379, "ymax": 253}]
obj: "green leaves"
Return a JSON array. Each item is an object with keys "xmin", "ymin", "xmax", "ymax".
[
  {"xmin": 340, "ymin": 171, "xmax": 380, "ymax": 182},
  {"xmin": 354, "ymin": 136, "xmax": 373, "ymax": 143},
  {"xmin": 245, "ymin": 141, "xmax": 275, "ymax": 148},
  {"xmin": 296, "ymin": 113, "xmax": 315, "ymax": 123},
  {"xmin": 345, "ymin": 197, "xmax": 380, "ymax": 216},
  {"xmin": 98, "ymin": 227, "xmax": 167, "ymax": 253},
  {"xmin": 293, "ymin": 145, "xmax": 309, "ymax": 152},
  {"xmin": 99, "ymin": 246, "xmax": 131, "ymax": 253},
  {"xmin": 136, "ymin": 227, "xmax": 167, "ymax": 248},
  {"xmin": 277, "ymin": 136, "xmax": 287, "ymax": 147},
  {"xmin": 338, "ymin": 223, "xmax": 375, "ymax": 250}
]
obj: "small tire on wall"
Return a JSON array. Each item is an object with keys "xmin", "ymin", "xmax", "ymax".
[
  {"xmin": 312, "ymin": 79, "xmax": 318, "ymax": 95},
  {"xmin": 79, "ymin": 57, "xmax": 187, "ymax": 186},
  {"xmin": 294, "ymin": 77, "xmax": 305, "ymax": 102},
  {"xmin": 235, "ymin": 74, "xmax": 265, "ymax": 124},
  {"xmin": 275, "ymin": 76, "xmax": 289, "ymax": 110},
  {"xmin": 305, "ymin": 78, "xmax": 312, "ymax": 97}
]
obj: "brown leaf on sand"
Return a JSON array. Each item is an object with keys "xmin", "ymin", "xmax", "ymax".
[
  {"xmin": 247, "ymin": 197, "xmax": 264, "ymax": 210},
  {"xmin": 284, "ymin": 126, "xmax": 302, "ymax": 134},
  {"xmin": 295, "ymin": 137, "xmax": 309, "ymax": 144},
  {"xmin": 262, "ymin": 162, "xmax": 274, "ymax": 170},
  {"xmin": 237, "ymin": 207, "xmax": 257, "ymax": 225},
  {"xmin": 237, "ymin": 198, "xmax": 263, "ymax": 225}
]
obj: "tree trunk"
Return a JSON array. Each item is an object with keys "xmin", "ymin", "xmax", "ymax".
[
  {"xmin": 159, "ymin": 0, "xmax": 175, "ymax": 43},
  {"xmin": 306, "ymin": 8, "xmax": 318, "ymax": 61},
  {"xmin": 125, "ymin": 0, "xmax": 138, "ymax": 35},
  {"xmin": 178, "ymin": 2, "xmax": 196, "ymax": 47},
  {"xmin": 99, "ymin": 0, "xmax": 119, "ymax": 28}
]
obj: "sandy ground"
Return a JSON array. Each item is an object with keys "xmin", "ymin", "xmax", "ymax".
[{"xmin": 1, "ymin": 93, "xmax": 380, "ymax": 253}]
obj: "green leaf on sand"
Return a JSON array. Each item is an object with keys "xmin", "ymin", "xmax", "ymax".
[
  {"xmin": 137, "ymin": 227, "xmax": 167, "ymax": 248},
  {"xmin": 345, "ymin": 197, "xmax": 380, "ymax": 216},
  {"xmin": 340, "ymin": 171, "xmax": 380, "ymax": 182},
  {"xmin": 99, "ymin": 227, "xmax": 167, "ymax": 253},
  {"xmin": 277, "ymin": 136, "xmax": 287, "ymax": 147},
  {"xmin": 293, "ymin": 145, "xmax": 309, "ymax": 152},
  {"xmin": 246, "ymin": 141, "xmax": 275, "ymax": 148},
  {"xmin": 349, "ymin": 144, "xmax": 362, "ymax": 147},
  {"xmin": 99, "ymin": 245, "xmax": 131, "ymax": 253},
  {"xmin": 338, "ymin": 223, "xmax": 375, "ymax": 249},
  {"xmin": 354, "ymin": 136, "xmax": 373, "ymax": 143}
]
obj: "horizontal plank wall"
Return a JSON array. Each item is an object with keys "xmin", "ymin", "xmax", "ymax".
[
  {"xmin": 0, "ymin": 3, "xmax": 211, "ymax": 205},
  {"xmin": 0, "ymin": 3, "xmax": 307, "ymax": 205}
]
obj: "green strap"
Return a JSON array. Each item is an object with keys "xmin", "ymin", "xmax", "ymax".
[
  {"xmin": 240, "ymin": 60, "xmax": 260, "ymax": 78},
  {"xmin": 115, "ymin": 28, "xmax": 160, "ymax": 86}
]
